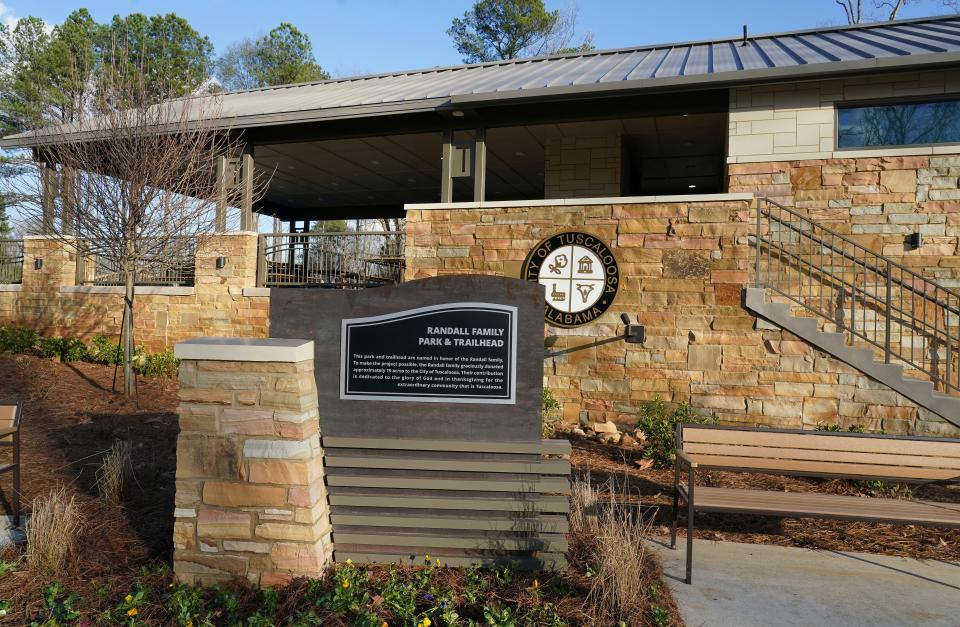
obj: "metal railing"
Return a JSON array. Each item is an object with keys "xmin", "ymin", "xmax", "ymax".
[
  {"xmin": 257, "ymin": 231, "xmax": 405, "ymax": 288},
  {"xmin": 0, "ymin": 239, "xmax": 23, "ymax": 284},
  {"xmin": 755, "ymin": 197, "xmax": 960, "ymax": 395},
  {"xmin": 76, "ymin": 237, "xmax": 198, "ymax": 286}
]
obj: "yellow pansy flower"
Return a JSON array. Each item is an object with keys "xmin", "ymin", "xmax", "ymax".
[
  {"xmin": 533, "ymin": 579, "xmax": 539, "ymax": 588},
  {"xmin": 124, "ymin": 594, "xmax": 133, "ymax": 603},
  {"xmin": 342, "ymin": 580, "xmax": 350, "ymax": 589},
  {"xmin": 127, "ymin": 608, "xmax": 138, "ymax": 616},
  {"xmin": 346, "ymin": 558, "xmax": 353, "ymax": 565},
  {"xmin": 423, "ymin": 618, "xmax": 432, "ymax": 627}
]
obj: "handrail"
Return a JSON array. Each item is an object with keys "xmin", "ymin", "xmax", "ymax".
[
  {"xmin": 755, "ymin": 197, "xmax": 959, "ymax": 396},
  {"xmin": 257, "ymin": 231, "xmax": 405, "ymax": 288},
  {"xmin": 756, "ymin": 199, "xmax": 960, "ymax": 307}
]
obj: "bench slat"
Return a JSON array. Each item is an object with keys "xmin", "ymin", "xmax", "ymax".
[
  {"xmin": 693, "ymin": 486, "xmax": 960, "ymax": 527},
  {"xmin": 684, "ymin": 453, "xmax": 959, "ymax": 482},
  {"xmin": 684, "ymin": 442, "xmax": 960, "ymax": 470},
  {"xmin": 682, "ymin": 428, "xmax": 960, "ymax": 458}
]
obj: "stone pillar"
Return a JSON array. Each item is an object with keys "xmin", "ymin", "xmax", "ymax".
[{"xmin": 172, "ymin": 337, "xmax": 332, "ymax": 587}]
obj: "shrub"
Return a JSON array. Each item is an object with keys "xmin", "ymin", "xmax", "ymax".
[
  {"xmin": 26, "ymin": 487, "xmax": 84, "ymax": 575},
  {"xmin": 636, "ymin": 396, "xmax": 713, "ymax": 469},
  {"xmin": 133, "ymin": 350, "xmax": 179, "ymax": 378},
  {"xmin": 96, "ymin": 440, "xmax": 134, "ymax": 505},
  {"xmin": 0, "ymin": 326, "xmax": 38, "ymax": 354},
  {"xmin": 36, "ymin": 337, "xmax": 89, "ymax": 362},
  {"xmin": 86, "ymin": 335, "xmax": 122, "ymax": 365},
  {"xmin": 815, "ymin": 422, "xmax": 866, "ymax": 433},
  {"xmin": 541, "ymin": 388, "xmax": 562, "ymax": 437}
]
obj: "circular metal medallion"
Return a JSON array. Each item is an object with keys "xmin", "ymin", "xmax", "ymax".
[{"xmin": 520, "ymin": 231, "xmax": 620, "ymax": 328}]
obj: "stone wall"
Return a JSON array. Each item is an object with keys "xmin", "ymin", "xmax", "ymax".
[
  {"xmin": 173, "ymin": 338, "xmax": 332, "ymax": 587},
  {"xmin": 728, "ymin": 155, "xmax": 960, "ymax": 288},
  {"xmin": 0, "ymin": 233, "xmax": 268, "ymax": 352},
  {"xmin": 727, "ymin": 68, "xmax": 960, "ymax": 164},
  {"xmin": 544, "ymin": 134, "xmax": 623, "ymax": 199},
  {"xmin": 405, "ymin": 197, "xmax": 958, "ymax": 437}
]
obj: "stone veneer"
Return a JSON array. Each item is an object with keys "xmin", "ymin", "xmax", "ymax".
[
  {"xmin": 0, "ymin": 233, "xmax": 268, "ymax": 351},
  {"xmin": 727, "ymin": 69, "xmax": 960, "ymax": 164},
  {"xmin": 405, "ymin": 195, "xmax": 959, "ymax": 437},
  {"xmin": 545, "ymin": 134, "xmax": 624, "ymax": 199},
  {"xmin": 172, "ymin": 338, "xmax": 332, "ymax": 586}
]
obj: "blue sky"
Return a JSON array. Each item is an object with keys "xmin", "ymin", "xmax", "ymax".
[{"xmin": 2, "ymin": 0, "xmax": 957, "ymax": 76}]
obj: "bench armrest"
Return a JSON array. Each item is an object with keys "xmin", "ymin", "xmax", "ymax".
[{"xmin": 676, "ymin": 449, "xmax": 698, "ymax": 468}]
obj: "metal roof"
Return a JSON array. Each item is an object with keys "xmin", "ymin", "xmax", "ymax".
[{"xmin": 7, "ymin": 14, "xmax": 960, "ymax": 147}]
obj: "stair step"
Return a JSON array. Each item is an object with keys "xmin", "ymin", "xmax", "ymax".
[{"xmin": 743, "ymin": 286, "xmax": 958, "ymax": 427}]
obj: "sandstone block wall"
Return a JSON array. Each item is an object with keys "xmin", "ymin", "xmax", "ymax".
[
  {"xmin": 728, "ymin": 69, "xmax": 960, "ymax": 164},
  {"xmin": 729, "ymin": 156, "xmax": 960, "ymax": 288},
  {"xmin": 0, "ymin": 233, "xmax": 268, "ymax": 351},
  {"xmin": 544, "ymin": 134, "xmax": 623, "ymax": 199},
  {"xmin": 173, "ymin": 339, "xmax": 332, "ymax": 587},
  {"xmin": 405, "ymin": 197, "xmax": 959, "ymax": 437}
]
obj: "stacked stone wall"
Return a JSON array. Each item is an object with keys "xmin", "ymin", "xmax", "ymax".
[
  {"xmin": 406, "ymin": 195, "xmax": 958, "ymax": 437},
  {"xmin": 0, "ymin": 233, "xmax": 268, "ymax": 352},
  {"xmin": 173, "ymin": 340, "xmax": 332, "ymax": 586}
]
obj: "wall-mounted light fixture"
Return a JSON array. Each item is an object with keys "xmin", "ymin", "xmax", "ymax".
[
  {"xmin": 216, "ymin": 256, "xmax": 226, "ymax": 270},
  {"xmin": 34, "ymin": 258, "xmax": 43, "ymax": 270},
  {"xmin": 621, "ymin": 313, "xmax": 646, "ymax": 344}
]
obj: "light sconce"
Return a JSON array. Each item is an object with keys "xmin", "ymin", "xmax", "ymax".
[
  {"xmin": 216, "ymin": 256, "xmax": 226, "ymax": 270},
  {"xmin": 908, "ymin": 232, "xmax": 923, "ymax": 250},
  {"xmin": 621, "ymin": 313, "xmax": 646, "ymax": 344},
  {"xmin": 34, "ymin": 258, "xmax": 43, "ymax": 270}
]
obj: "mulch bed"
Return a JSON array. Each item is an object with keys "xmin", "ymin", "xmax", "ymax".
[
  {"xmin": 571, "ymin": 434, "xmax": 960, "ymax": 560},
  {"xmin": 0, "ymin": 354, "xmax": 681, "ymax": 626}
]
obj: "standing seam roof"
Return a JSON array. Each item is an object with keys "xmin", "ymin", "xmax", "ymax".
[{"xmin": 6, "ymin": 14, "xmax": 960, "ymax": 146}]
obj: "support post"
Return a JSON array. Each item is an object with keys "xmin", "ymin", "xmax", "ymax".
[
  {"xmin": 241, "ymin": 144, "xmax": 255, "ymax": 232},
  {"xmin": 60, "ymin": 165, "xmax": 74, "ymax": 235},
  {"xmin": 473, "ymin": 128, "xmax": 486, "ymax": 203},
  {"xmin": 440, "ymin": 129, "xmax": 453, "ymax": 203},
  {"xmin": 215, "ymin": 155, "xmax": 228, "ymax": 232},
  {"xmin": 40, "ymin": 161, "xmax": 57, "ymax": 234}
]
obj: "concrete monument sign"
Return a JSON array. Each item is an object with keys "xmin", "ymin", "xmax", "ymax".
[{"xmin": 270, "ymin": 275, "xmax": 570, "ymax": 570}]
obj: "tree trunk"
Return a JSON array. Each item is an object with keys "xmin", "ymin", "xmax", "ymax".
[{"xmin": 123, "ymin": 269, "xmax": 137, "ymax": 398}]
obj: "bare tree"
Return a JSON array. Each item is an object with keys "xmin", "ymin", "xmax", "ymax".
[
  {"xmin": 836, "ymin": 0, "xmax": 931, "ymax": 24},
  {"xmin": 3, "ymin": 78, "xmax": 269, "ymax": 397}
]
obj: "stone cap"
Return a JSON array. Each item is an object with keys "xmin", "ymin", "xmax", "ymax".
[{"xmin": 175, "ymin": 337, "xmax": 314, "ymax": 363}]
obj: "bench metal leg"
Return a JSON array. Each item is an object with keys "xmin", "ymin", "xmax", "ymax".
[
  {"xmin": 685, "ymin": 467, "xmax": 695, "ymax": 585},
  {"xmin": 670, "ymin": 463, "xmax": 679, "ymax": 549},
  {"xmin": 12, "ymin": 433, "xmax": 19, "ymax": 528}
]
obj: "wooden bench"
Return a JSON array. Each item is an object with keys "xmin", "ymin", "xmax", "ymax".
[
  {"xmin": 671, "ymin": 424, "xmax": 960, "ymax": 584},
  {"xmin": 0, "ymin": 402, "xmax": 22, "ymax": 526}
]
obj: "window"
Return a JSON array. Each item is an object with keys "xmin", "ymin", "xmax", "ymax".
[{"xmin": 837, "ymin": 98, "xmax": 960, "ymax": 149}]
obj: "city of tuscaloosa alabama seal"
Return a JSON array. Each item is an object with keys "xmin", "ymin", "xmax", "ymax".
[{"xmin": 520, "ymin": 231, "xmax": 620, "ymax": 328}]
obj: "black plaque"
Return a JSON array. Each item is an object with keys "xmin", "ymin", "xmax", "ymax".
[{"xmin": 341, "ymin": 303, "xmax": 517, "ymax": 404}]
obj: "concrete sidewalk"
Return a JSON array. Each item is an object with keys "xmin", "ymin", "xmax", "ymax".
[{"xmin": 649, "ymin": 538, "xmax": 960, "ymax": 627}]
